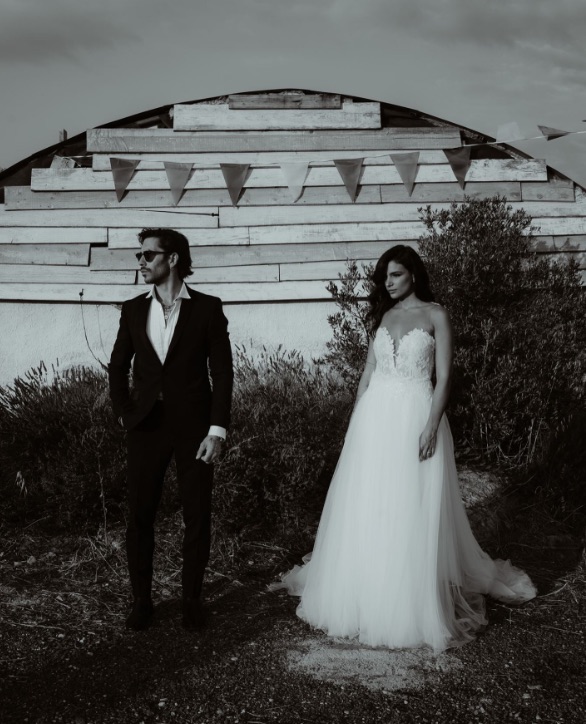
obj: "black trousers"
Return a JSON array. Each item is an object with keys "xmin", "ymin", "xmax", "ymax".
[{"xmin": 125, "ymin": 401, "xmax": 213, "ymax": 602}]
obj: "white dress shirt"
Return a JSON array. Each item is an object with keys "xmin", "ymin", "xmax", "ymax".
[{"xmin": 146, "ymin": 284, "xmax": 226, "ymax": 441}]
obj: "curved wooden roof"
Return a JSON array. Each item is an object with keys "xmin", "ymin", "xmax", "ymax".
[{"xmin": 0, "ymin": 90, "xmax": 584, "ymax": 302}]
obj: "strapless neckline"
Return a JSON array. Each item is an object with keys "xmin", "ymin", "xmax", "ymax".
[{"xmin": 377, "ymin": 326, "xmax": 434, "ymax": 356}]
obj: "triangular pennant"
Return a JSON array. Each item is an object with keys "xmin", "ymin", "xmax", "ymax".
[
  {"xmin": 110, "ymin": 158, "xmax": 139, "ymax": 202},
  {"xmin": 333, "ymin": 158, "xmax": 364, "ymax": 202},
  {"xmin": 50, "ymin": 156, "xmax": 76, "ymax": 170},
  {"xmin": 279, "ymin": 162, "xmax": 310, "ymax": 203},
  {"xmin": 537, "ymin": 125, "xmax": 571, "ymax": 141},
  {"xmin": 220, "ymin": 163, "xmax": 250, "ymax": 206},
  {"xmin": 496, "ymin": 121, "xmax": 523, "ymax": 143},
  {"xmin": 390, "ymin": 152, "xmax": 420, "ymax": 197},
  {"xmin": 443, "ymin": 147, "xmax": 472, "ymax": 189},
  {"xmin": 164, "ymin": 161, "xmax": 193, "ymax": 205}
]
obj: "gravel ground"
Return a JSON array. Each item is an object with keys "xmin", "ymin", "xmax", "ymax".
[{"xmin": 1, "ymin": 488, "xmax": 585, "ymax": 724}]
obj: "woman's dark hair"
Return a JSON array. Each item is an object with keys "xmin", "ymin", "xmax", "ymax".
[
  {"xmin": 138, "ymin": 227, "xmax": 193, "ymax": 279},
  {"xmin": 366, "ymin": 245, "xmax": 435, "ymax": 334}
]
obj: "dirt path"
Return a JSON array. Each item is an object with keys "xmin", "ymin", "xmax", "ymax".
[{"xmin": 1, "ymin": 519, "xmax": 585, "ymax": 724}]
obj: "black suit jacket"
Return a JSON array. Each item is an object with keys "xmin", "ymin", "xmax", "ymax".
[{"xmin": 108, "ymin": 287, "xmax": 233, "ymax": 432}]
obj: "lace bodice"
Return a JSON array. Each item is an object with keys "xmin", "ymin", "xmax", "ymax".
[{"xmin": 372, "ymin": 327, "xmax": 435, "ymax": 381}]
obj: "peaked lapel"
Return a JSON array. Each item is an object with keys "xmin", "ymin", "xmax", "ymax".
[
  {"xmin": 164, "ymin": 291, "xmax": 195, "ymax": 365},
  {"xmin": 135, "ymin": 293, "xmax": 163, "ymax": 367}
]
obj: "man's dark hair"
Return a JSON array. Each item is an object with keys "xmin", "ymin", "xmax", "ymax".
[{"xmin": 138, "ymin": 228, "xmax": 193, "ymax": 279}]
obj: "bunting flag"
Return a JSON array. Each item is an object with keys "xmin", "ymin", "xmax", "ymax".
[
  {"xmin": 279, "ymin": 162, "xmax": 310, "ymax": 202},
  {"xmin": 110, "ymin": 158, "xmax": 139, "ymax": 202},
  {"xmin": 334, "ymin": 158, "xmax": 364, "ymax": 202},
  {"xmin": 496, "ymin": 121, "xmax": 523, "ymax": 143},
  {"xmin": 164, "ymin": 161, "xmax": 193, "ymax": 205},
  {"xmin": 444, "ymin": 147, "xmax": 472, "ymax": 189},
  {"xmin": 390, "ymin": 152, "xmax": 420, "ymax": 197},
  {"xmin": 50, "ymin": 156, "xmax": 76, "ymax": 170},
  {"xmin": 220, "ymin": 163, "xmax": 250, "ymax": 206},
  {"xmin": 537, "ymin": 125, "xmax": 571, "ymax": 141}
]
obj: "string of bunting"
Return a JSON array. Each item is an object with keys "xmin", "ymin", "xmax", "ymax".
[{"xmin": 58, "ymin": 122, "xmax": 584, "ymax": 206}]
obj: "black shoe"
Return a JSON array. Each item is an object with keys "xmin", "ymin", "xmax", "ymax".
[
  {"xmin": 125, "ymin": 598, "xmax": 154, "ymax": 631},
  {"xmin": 182, "ymin": 598, "xmax": 206, "ymax": 631}
]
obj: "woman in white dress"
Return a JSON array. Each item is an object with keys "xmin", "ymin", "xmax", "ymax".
[{"xmin": 274, "ymin": 245, "xmax": 536, "ymax": 652}]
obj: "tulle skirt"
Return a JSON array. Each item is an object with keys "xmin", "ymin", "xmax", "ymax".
[{"xmin": 274, "ymin": 374, "xmax": 536, "ymax": 652}]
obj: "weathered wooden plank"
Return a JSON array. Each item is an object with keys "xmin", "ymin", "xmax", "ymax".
[
  {"xmin": 220, "ymin": 203, "xmax": 452, "ymax": 227},
  {"xmin": 31, "ymin": 160, "xmax": 548, "ymax": 192},
  {"xmin": 249, "ymin": 222, "xmax": 424, "ymax": 245},
  {"xmin": 0, "ymin": 243, "xmax": 90, "ymax": 266},
  {"xmin": 0, "ymin": 204, "xmax": 218, "ymax": 228},
  {"xmin": 6, "ymin": 185, "xmax": 382, "ymax": 210},
  {"xmin": 173, "ymin": 102, "xmax": 381, "ymax": 131},
  {"xmin": 91, "ymin": 150, "xmax": 448, "ymax": 171},
  {"xmin": 509, "ymin": 201, "xmax": 586, "ymax": 218},
  {"xmin": 0, "ymin": 280, "xmax": 336, "ymax": 303},
  {"xmin": 91, "ymin": 240, "xmax": 405, "ymax": 271},
  {"xmin": 531, "ymin": 217, "xmax": 586, "ymax": 235},
  {"xmin": 86, "ymin": 128, "xmax": 462, "ymax": 153},
  {"xmin": 107, "ymin": 227, "xmax": 249, "ymax": 249},
  {"xmin": 0, "ymin": 228, "xmax": 107, "ymax": 245},
  {"xmin": 228, "ymin": 93, "xmax": 342, "ymax": 109},
  {"xmin": 533, "ymin": 235, "xmax": 586, "ymax": 252},
  {"xmin": 189, "ymin": 264, "xmax": 279, "ymax": 283},
  {"xmin": 381, "ymin": 182, "xmax": 522, "ymax": 203},
  {"xmin": 0, "ymin": 266, "xmax": 136, "ymax": 285},
  {"xmin": 280, "ymin": 260, "xmax": 375, "ymax": 281},
  {"xmin": 521, "ymin": 180, "xmax": 575, "ymax": 202}
]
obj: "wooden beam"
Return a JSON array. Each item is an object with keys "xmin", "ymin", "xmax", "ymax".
[
  {"xmin": 220, "ymin": 203, "xmax": 453, "ymax": 227},
  {"xmin": 91, "ymin": 240, "xmax": 406, "ymax": 271},
  {"xmin": 381, "ymin": 182, "xmax": 522, "ymax": 203},
  {"xmin": 0, "ymin": 244, "xmax": 90, "ymax": 266},
  {"xmin": 5, "ymin": 185, "xmax": 382, "ymax": 210},
  {"xmin": 0, "ymin": 228, "xmax": 107, "ymax": 245},
  {"xmin": 280, "ymin": 260, "xmax": 375, "ymax": 281},
  {"xmin": 91, "ymin": 149, "xmax": 449, "ymax": 170},
  {"xmin": 0, "ymin": 280, "xmax": 337, "ymax": 303},
  {"xmin": 173, "ymin": 102, "xmax": 381, "ymax": 131},
  {"xmin": 228, "ymin": 93, "xmax": 342, "ymax": 109},
  {"xmin": 531, "ymin": 217, "xmax": 586, "ymax": 235},
  {"xmin": 0, "ymin": 205, "xmax": 218, "ymax": 228},
  {"xmin": 521, "ymin": 180, "xmax": 575, "ymax": 202},
  {"xmin": 249, "ymin": 222, "xmax": 425, "ymax": 245},
  {"xmin": 86, "ymin": 127, "xmax": 462, "ymax": 153},
  {"xmin": 30, "ymin": 160, "xmax": 548, "ymax": 192},
  {"xmin": 187, "ymin": 264, "xmax": 279, "ymax": 283},
  {"xmin": 107, "ymin": 227, "xmax": 249, "ymax": 249},
  {"xmin": 0, "ymin": 266, "xmax": 136, "ymax": 285}
]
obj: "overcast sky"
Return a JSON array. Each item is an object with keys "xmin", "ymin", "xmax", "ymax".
[{"xmin": 1, "ymin": 0, "xmax": 586, "ymax": 185}]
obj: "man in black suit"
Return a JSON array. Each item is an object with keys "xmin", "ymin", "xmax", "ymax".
[{"xmin": 108, "ymin": 227, "xmax": 233, "ymax": 631}]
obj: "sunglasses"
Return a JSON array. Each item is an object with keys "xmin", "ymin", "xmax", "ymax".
[{"xmin": 135, "ymin": 250, "xmax": 169, "ymax": 263}]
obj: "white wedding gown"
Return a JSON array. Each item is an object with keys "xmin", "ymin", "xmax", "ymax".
[{"xmin": 275, "ymin": 326, "xmax": 536, "ymax": 652}]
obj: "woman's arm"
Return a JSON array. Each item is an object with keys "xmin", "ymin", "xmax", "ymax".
[
  {"xmin": 355, "ymin": 336, "xmax": 377, "ymax": 405},
  {"xmin": 419, "ymin": 306, "xmax": 453, "ymax": 460}
]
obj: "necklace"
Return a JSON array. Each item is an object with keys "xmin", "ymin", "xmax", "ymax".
[{"xmin": 161, "ymin": 301, "xmax": 174, "ymax": 323}]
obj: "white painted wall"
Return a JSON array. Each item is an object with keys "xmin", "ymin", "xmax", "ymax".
[{"xmin": 0, "ymin": 300, "xmax": 337, "ymax": 385}]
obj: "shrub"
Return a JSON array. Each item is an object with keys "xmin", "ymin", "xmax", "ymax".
[
  {"xmin": 418, "ymin": 196, "xmax": 586, "ymax": 471},
  {"xmin": 0, "ymin": 363, "xmax": 127, "ymax": 528},
  {"xmin": 320, "ymin": 197, "xmax": 586, "ymax": 484},
  {"xmin": 0, "ymin": 349, "xmax": 352, "ymax": 555},
  {"xmin": 213, "ymin": 346, "xmax": 351, "ymax": 553},
  {"xmin": 321, "ymin": 259, "xmax": 373, "ymax": 389}
]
